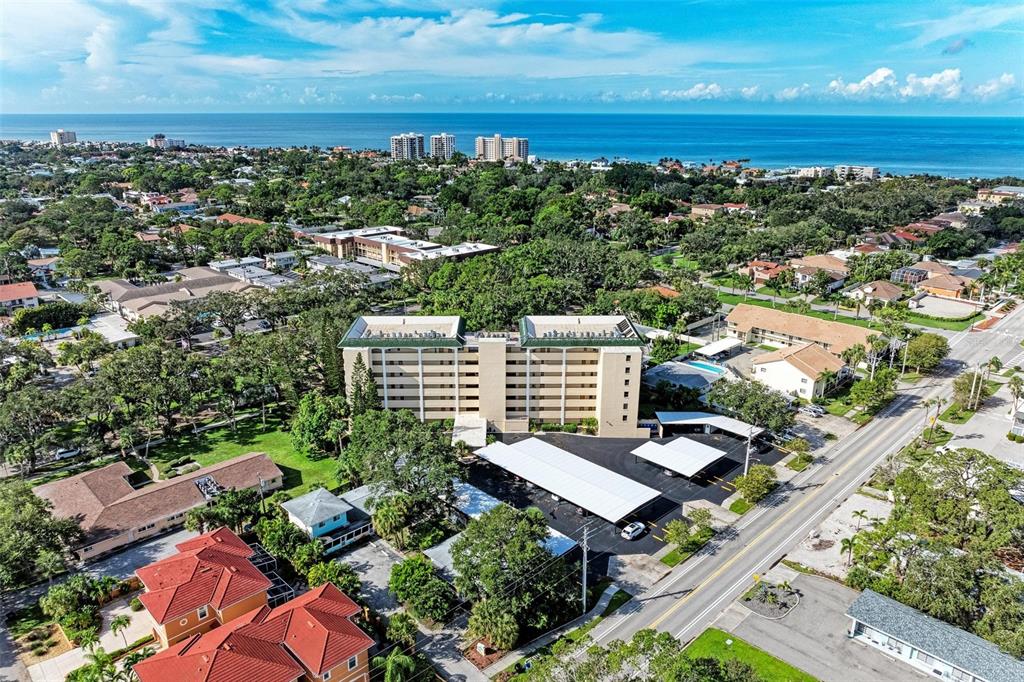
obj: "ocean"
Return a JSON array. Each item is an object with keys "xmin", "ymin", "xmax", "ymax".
[{"xmin": 2, "ymin": 113, "xmax": 1022, "ymax": 178}]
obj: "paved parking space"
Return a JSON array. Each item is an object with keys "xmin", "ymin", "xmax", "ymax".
[
  {"xmin": 465, "ymin": 432, "xmax": 785, "ymax": 573},
  {"xmin": 911, "ymin": 295, "xmax": 979, "ymax": 319},
  {"xmin": 725, "ymin": 574, "xmax": 925, "ymax": 682}
]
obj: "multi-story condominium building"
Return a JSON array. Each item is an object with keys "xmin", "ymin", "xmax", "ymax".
[
  {"xmin": 146, "ymin": 133, "xmax": 186, "ymax": 149},
  {"xmin": 725, "ymin": 303, "xmax": 874, "ymax": 356},
  {"xmin": 49, "ymin": 129, "xmax": 77, "ymax": 146},
  {"xmin": 834, "ymin": 164, "xmax": 880, "ymax": 181},
  {"xmin": 430, "ymin": 132, "xmax": 456, "ymax": 160},
  {"xmin": 475, "ymin": 133, "xmax": 529, "ymax": 162},
  {"xmin": 339, "ymin": 315, "xmax": 648, "ymax": 437},
  {"xmin": 390, "ymin": 132, "xmax": 426, "ymax": 160}
]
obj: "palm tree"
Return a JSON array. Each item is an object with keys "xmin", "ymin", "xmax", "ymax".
[
  {"xmin": 852, "ymin": 509, "xmax": 869, "ymax": 531},
  {"xmin": 840, "ymin": 537, "xmax": 856, "ymax": 567},
  {"xmin": 372, "ymin": 648, "xmax": 417, "ymax": 682},
  {"xmin": 1009, "ymin": 375, "xmax": 1024, "ymax": 415},
  {"xmin": 737, "ymin": 274, "xmax": 754, "ymax": 301},
  {"xmin": 110, "ymin": 614, "xmax": 131, "ymax": 649},
  {"xmin": 842, "ymin": 343, "xmax": 867, "ymax": 373},
  {"xmin": 818, "ymin": 369, "xmax": 837, "ymax": 397}
]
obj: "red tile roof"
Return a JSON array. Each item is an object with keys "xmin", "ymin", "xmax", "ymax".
[
  {"xmin": 134, "ymin": 584, "xmax": 373, "ymax": 682},
  {"xmin": 0, "ymin": 281, "xmax": 38, "ymax": 303},
  {"xmin": 136, "ymin": 528, "xmax": 271, "ymax": 624},
  {"xmin": 217, "ymin": 213, "xmax": 264, "ymax": 225}
]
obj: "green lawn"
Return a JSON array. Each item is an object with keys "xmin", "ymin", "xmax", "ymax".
[
  {"xmin": 602, "ymin": 589, "xmax": 633, "ymax": 616},
  {"xmin": 756, "ymin": 286, "xmax": 799, "ymax": 299},
  {"xmin": 147, "ymin": 417, "xmax": 339, "ymax": 495},
  {"xmin": 900, "ymin": 371, "xmax": 922, "ymax": 384},
  {"xmin": 685, "ymin": 628, "xmax": 818, "ymax": 682},
  {"xmin": 786, "ymin": 454, "xmax": 812, "ymax": 472},
  {"xmin": 939, "ymin": 402, "xmax": 975, "ymax": 425},
  {"xmin": 729, "ymin": 499, "xmax": 753, "ymax": 515},
  {"xmin": 851, "ymin": 411, "xmax": 874, "ymax": 426},
  {"xmin": 716, "ymin": 292, "xmax": 982, "ymax": 331},
  {"xmin": 651, "ymin": 254, "xmax": 700, "ymax": 271}
]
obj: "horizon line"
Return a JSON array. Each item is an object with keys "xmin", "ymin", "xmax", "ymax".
[{"xmin": 2, "ymin": 111, "xmax": 1023, "ymax": 120}]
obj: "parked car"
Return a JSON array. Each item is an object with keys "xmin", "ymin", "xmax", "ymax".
[
  {"xmin": 806, "ymin": 404, "xmax": 826, "ymax": 415},
  {"xmin": 53, "ymin": 448, "xmax": 81, "ymax": 461},
  {"xmin": 620, "ymin": 521, "xmax": 646, "ymax": 540},
  {"xmin": 798, "ymin": 407, "xmax": 822, "ymax": 418}
]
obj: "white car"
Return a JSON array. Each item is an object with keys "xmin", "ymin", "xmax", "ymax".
[{"xmin": 620, "ymin": 521, "xmax": 646, "ymax": 540}]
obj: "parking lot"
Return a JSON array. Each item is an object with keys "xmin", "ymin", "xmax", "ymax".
[{"xmin": 465, "ymin": 431, "xmax": 785, "ymax": 573}]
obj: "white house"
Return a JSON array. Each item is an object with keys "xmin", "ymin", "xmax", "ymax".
[
  {"xmin": 0, "ymin": 281, "xmax": 40, "ymax": 313},
  {"xmin": 750, "ymin": 342, "xmax": 847, "ymax": 399}
]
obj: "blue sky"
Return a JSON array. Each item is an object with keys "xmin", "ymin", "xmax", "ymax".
[{"xmin": 1, "ymin": 0, "xmax": 1022, "ymax": 114}]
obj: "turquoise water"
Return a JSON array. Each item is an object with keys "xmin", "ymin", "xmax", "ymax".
[
  {"xmin": 1, "ymin": 113, "xmax": 1022, "ymax": 177},
  {"xmin": 685, "ymin": 360, "xmax": 726, "ymax": 375}
]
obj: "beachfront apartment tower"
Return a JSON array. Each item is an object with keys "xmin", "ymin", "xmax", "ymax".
[
  {"xmin": 475, "ymin": 134, "xmax": 529, "ymax": 162},
  {"xmin": 49, "ymin": 129, "xmax": 77, "ymax": 146},
  {"xmin": 339, "ymin": 315, "xmax": 648, "ymax": 438},
  {"xmin": 834, "ymin": 165, "xmax": 880, "ymax": 181},
  {"xmin": 390, "ymin": 132, "xmax": 426, "ymax": 160},
  {"xmin": 430, "ymin": 133, "xmax": 456, "ymax": 160},
  {"xmin": 146, "ymin": 134, "xmax": 185, "ymax": 149}
]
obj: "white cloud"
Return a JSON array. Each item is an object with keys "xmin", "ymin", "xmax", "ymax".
[
  {"xmin": 775, "ymin": 83, "xmax": 810, "ymax": 101},
  {"xmin": 907, "ymin": 5, "xmax": 1024, "ymax": 47},
  {"xmin": 973, "ymin": 73, "xmax": 1016, "ymax": 100},
  {"xmin": 740, "ymin": 85, "xmax": 761, "ymax": 99},
  {"xmin": 367, "ymin": 92, "xmax": 425, "ymax": 103},
  {"xmin": 659, "ymin": 82, "xmax": 723, "ymax": 100},
  {"xmin": 899, "ymin": 68, "xmax": 962, "ymax": 99},
  {"xmin": 827, "ymin": 67, "xmax": 897, "ymax": 98}
]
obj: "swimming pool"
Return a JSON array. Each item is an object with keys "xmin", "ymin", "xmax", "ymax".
[{"xmin": 684, "ymin": 360, "xmax": 726, "ymax": 375}]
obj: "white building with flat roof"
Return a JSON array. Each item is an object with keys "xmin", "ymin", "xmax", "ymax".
[
  {"xmin": 430, "ymin": 133, "xmax": 456, "ymax": 160},
  {"xmin": 834, "ymin": 165, "xmax": 880, "ymax": 181},
  {"xmin": 390, "ymin": 132, "xmax": 425, "ymax": 160},
  {"xmin": 340, "ymin": 315, "xmax": 648, "ymax": 437},
  {"xmin": 50, "ymin": 129, "xmax": 77, "ymax": 146},
  {"xmin": 475, "ymin": 134, "xmax": 529, "ymax": 162}
]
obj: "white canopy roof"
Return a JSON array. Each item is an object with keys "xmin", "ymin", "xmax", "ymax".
[
  {"xmin": 656, "ymin": 411, "xmax": 764, "ymax": 438},
  {"xmin": 452, "ymin": 414, "xmax": 487, "ymax": 448},
  {"xmin": 631, "ymin": 437, "xmax": 728, "ymax": 478},
  {"xmin": 692, "ymin": 337, "xmax": 743, "ymax": 358},
  {"xmin": 475, "ymin": 438, "xmax": 661, "ymax": 523}
]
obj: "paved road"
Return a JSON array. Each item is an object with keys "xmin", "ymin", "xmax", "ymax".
[{"xmin": 586, "ymin": 304, "xmax": 1024, "ymax": 649}]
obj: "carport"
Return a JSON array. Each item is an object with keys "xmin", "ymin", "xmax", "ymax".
[
  {"xmin": 474, "ymin": 437, "xmax": 661, "ymax": 523},
  {"xmin": 655, "ymin": 411, "xmax": 764, "ymax": 439},
  {"xmin": 692, "ymin": 337, "xmax": 742, "ymax": 359},
  {"xmin": 630, "ymin": 437, "xmax": 728, "ymax": 478}
]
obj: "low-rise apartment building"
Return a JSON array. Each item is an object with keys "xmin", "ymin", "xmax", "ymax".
[
  {"xmin": 310, "ymin": 226, "xmax": 498, "ymax": 272},
  {"xmin": 339, "ymin": 315, "xmax": 648, "ymax": 437},
  {"xmin": 93, "ymin": 266, "xmax": 257, "ymax": 320},
  {"xmin": 725, "ymin": 303, "xmax": 875, "ymax": 355},
  {"xmin": 134, "ymin": 583, "xmax": 374, "ymax": 682},
  {"xmin": 137, "ymin": 527, "xmax": 272, "ymax": 647},
  {"xmin": 34, "ymin": 453, "xmax": 283, "ymax": 561},
  {"xmin": 834, "ymin": 165, "xmax": 880, "ymax": 181}
]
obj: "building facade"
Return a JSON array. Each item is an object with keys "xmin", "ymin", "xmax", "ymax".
[
  {"xmin": 390, "ymin": 132, "xmax": 426, "ymax": 160},
  {"xmin": 146, "ymin": 134, "xmax": 185, "ymax": 149},
  {"xmin": 475, "ymin": 134, "xmax": 529, "ymax": 162},
  {"xmin": 834, "ymin": 165, "xmax": 880, "ymax": 181},
  {"xmin": 430, "ymin": 132, "xmax": 456, "ymax": 160},
  {"xmin": 0, "ymin": 281, "xmax": 40, "ymax": 313},
  {"xmin": 340, "ymin": 315, "xmax": 648, "ymax": 437},
  {"xmin": 49, "ymin": 129, "xmax": 77, "ymax": 146}
]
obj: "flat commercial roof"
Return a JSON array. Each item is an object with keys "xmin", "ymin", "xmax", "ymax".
[
  {"xmin": 631, "ymin": 437, "xmax": 728, "ymax": 478},
  {"xmin": 339, "ymin": 315, "xmax": 466, "ymax": 348},
  {"xmin": 656, "ymin": 411, "xmax": 764, "ymax": 438},
  {"xmin": 519, "ymin": 315, "xmax": 645, "ymax": 348},
  {"xmin": 450, "ymin": 480, "xmax": 502, "ymax": 519},
  {"xmin": 424, "ymin": 526, "xmax": 576, "ymax": 577},
  {"xmin": 693, "ymin": 337, "xmax": 743, "ymax": 358},
  {"xmin": 474, "ymin": 438, "xmax": 660, "ymax": 523}
]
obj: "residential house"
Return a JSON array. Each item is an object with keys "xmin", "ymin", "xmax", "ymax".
[
  {"xmin": 977, "ymin": 186, "xmax": 1024, "ymax": 204},
  {"xmin": 264, "ymin": 251, "xmax": 301, "ymax": 271},
  {"xmin": 208, "ymin": 257, "xmax": 264, "ymax": 272},
  {"xmin": 846, "ymin": 280, "xmax": 903, "ymax": 306},
  {"xmin": 137, "ymin": 528, "xmax": 273, "ymax": 647},
  {"xmin": 0, "ymin": 281, "xmax": 39, "ymax": 313},
  {"xmin": 26, "ymin": 257, "xmax": 61, "ymax": 284},
  {"xmin": 691, "ymin": 203, "xmax": 726, "ymax": 220},
  {"xmin": 789, "ymin": 254, "xmax": 849, "ymax": 291},
  {"xmin": 281, "ymin": 487, "xmax": 373, "ymax": 555},
  {"xmin": 216, "ymin": 213, "xmax": 264, "ymax": 225},
  {"xmin": 847, "ymin": 589, "xmax": 1024, "ymax": 682},
  {"xmin": 133, "ymin": 583, "xmax": 375, "ymax": 682},
  {"xmin": 34, "ymin": 453, "xmax": 283, "ymax": 561},
  {"xmin": 917, "ymin": 273, "xmax": 973, "ymax": 300},
  {"xmin": 738, "ymin": 260, "xmax": 790, "ymax": 287},
  {"xmin": 725, "ymin": 303, "xmax": 875, "ymax": 355},
  {"xmin": 928, "ymin": 212, "xmax": 969, "ymax": 230},
  {"xmin": 750, "ymin": 342, "xmax": 847, "ymax": 399},
  {"xmin": 890, "ymin": 260, "xmax": 952, "ymax": 286}
]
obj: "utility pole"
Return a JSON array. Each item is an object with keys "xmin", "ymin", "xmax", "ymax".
[
  {"xmin": 969, "ymin": 363, "xmax": 980, "ymax": 411},
  {"xmin": 581, "ymin": 524, "xmax": 590, "ymax": 615},
  {"xmin": 744, "ymin": 427, "xmax": 754, "ymax": 476}
]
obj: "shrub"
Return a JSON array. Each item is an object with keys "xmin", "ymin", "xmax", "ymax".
[
  {"xmin": 129, "ymin": 597, "xmax": 143, "ymax": 612},
  {"xmin": 579, "ymin": 417, "xmax": 599, "ymax": 435},
  {"xmin": 26, "ymin": 628, "xmax": 47, "ymax": 642},
  {"xmin": 1017, "ymin": 434, "xmax": 1024, "ymax": 444},
  {"xmin": 31, "ymin": 645, "xmax": 47, "ymax": 656},
  {"xmin": 1008, "ymin": 432, "xmax": 1016, "ymax": 441},
  {"xmin": 166, "ymin": 456, "xmax": 193, "ymax": 468},
  {"xmin": 389, "ymin": 554, "xmax": 455, "ymax": 623}
]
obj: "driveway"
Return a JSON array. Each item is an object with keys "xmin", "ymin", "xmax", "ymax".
[
  {"xmin": 723, "ymin": 573, "xmax": 926, "ymax": 682},
  {"xmin": 944, "ymin": 386, "xmax": 1024, "ymax": 467}
]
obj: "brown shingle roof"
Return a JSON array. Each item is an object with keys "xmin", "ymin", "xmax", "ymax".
[
  {"xmin": 921, "ymin": 273, "xmax": 968, "ymax": 292},
  {"xmin": 789, "ymin": 254, "xmax": 849, "ymax": 275},
  {"xmin": 35, "ymin": 453, "xmax": 282, "ymax": 545},
  {"xmin": 726, "ymin": 303, "xmax": 875, "ymax": 355},
  {"xmin": 857, "ymin": 280, "xmax": 903, "ymax": 302},
  {"xmin": 752, "ymin": 342, "xmax": 845, "ymax": 379}
]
